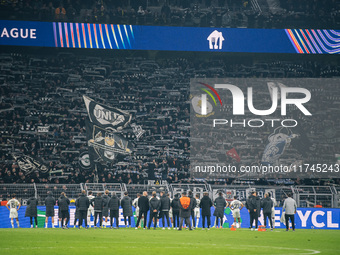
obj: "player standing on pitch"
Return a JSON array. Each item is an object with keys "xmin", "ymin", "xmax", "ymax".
[
  {"xmin": 229, "ymin": 196, "xmax": 244, "ymax": 228},
  {"xmin": 57, "ymin": 192, "xmax": 70, "ymax": 229},
  {"xmin": 282, "ymin": 193, "xmax": 297, "ymax": 231},
  {"xmin": 261, "ymin": 193, "xmax": 274, "ymax": 230},
  {"xmin": 102, "ymin": 190, "xmax": 110, "ymax": 228},
  {"xmin": 246, "ymin": 191, "xmax": 261, "ymax": 231},
  {"xmin": 25, "ymin": 195, "xmax": 38, "ymax": 228},
  {"xmin": 136, "ymin": 191, "xmax": 149, "ymax": 229},
  {"xmin": 108, "ymin": 192, "xmax": 120, "ymax": 229},
  {"xmin": 45, "ymin": 191, "xmax": 56, "ymax": 228},
  {"xmin": 6, "ymin": 193, "xmax": 21, "ymax": 228},
  {"xmin": 159, "ymin": 191, "xmax": 171, "ymax": 229},
  {"xmin": 194, "ymin": 194, "xmax": 201, "ymax": 229},
  {"xmin": 133, "ymin": 193, "xmax": 141, "ymax": 227},
  {"xmin": 148, "ymin": 191, "xmax": 161, "ymax": 230},
  {"xmin": 171, "ymin": 193, "xmax": 180, "ymax": 229},
  {"xmin": 188, "ymin": 191, "xmax": 197, "ymax": 229},
  {"xmin": 87, "ymin": 190, "xmax": 95, "ymax": 228},
  {"xmin": 121, "ymin": 191, "xmax": 133, "ymax": 228},
  {"xmin": 213, "ymin": 192, "xmax": 227, "ymax": 228},
  {"xmin": 200, "ymin": 192, "xmax": 213, "ymax": 230},
  {"xmin": 270, "ymin": 193, "xmax": 277, "ymax": 229}
]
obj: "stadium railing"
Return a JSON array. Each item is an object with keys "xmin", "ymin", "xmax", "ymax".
[
  {"xmin": 84, "ymin": 183, "xmax": 126, "ymax": 198},
  {"xmin": 0, "ymin": 184, "xmax": 36, "ymax": 205},
  {"xmin": 293, "ymin": 186, "xmax": 338, "ymax": 208},
  {"xmin": 35, "ymin": 184, "xmax": 83, "ymax": 205},
  {"xmin": 0, "ymin": 184, "xmax": 338, "ymax": 207},
  {"xmin": 126, "ymin": 184, "xmax": 169, "ymax": 199},
  {"xmin": 210, "ymin": 185, "xmax": 294, "ymax": 206},
  {"xmin": 169, "ymin": 183, "xmax": 211, "ymax": 199}
]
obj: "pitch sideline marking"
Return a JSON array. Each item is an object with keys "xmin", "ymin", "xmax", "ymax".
[{"xmin": 2, "ymin": 243, "xmax": 321, "ymax": 254}]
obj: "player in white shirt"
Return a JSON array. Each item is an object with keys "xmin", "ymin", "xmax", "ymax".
[
  {"xmin": 168, "ymin": 194, "xmax": 173, "ymax": 227},
  {"xmin": 270, "ymin": 193, "xmax": 277, "ymax": 228},
  {"xmin": 229, "ymin": 196, "xmax": 244, "ymax": 228},
  {"xmin": 87, "ymin": 191, "xmax": 95, "ymax": 228},
  {"xmin": 6, "ymin": 194, "xmax": 21, "ymax": 228},
  {"xmin": 194, "ymin": 194, "xmax": 201, "ymax": 228},
  {"xmin": 133, "ymin": 193, "xmax": 141, "ymax": 226}
]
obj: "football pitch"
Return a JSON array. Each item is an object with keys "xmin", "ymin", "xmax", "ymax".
[{"xmin": 0, "ymin": 228, "xmax": 339, "ymax": 255}]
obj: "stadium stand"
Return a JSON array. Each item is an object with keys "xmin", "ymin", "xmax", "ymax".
[
  {"xmin": 0, "ymin": 0, "xmax": 339, "ymax": 29},
  {"xmin": 0, "ymin": 51, "xmax": 339, "ymax": 190}
]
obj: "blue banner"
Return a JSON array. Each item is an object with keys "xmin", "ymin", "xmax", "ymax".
[
  {"xmin": 0, "ymin": 206, "xmax": 339, "ymax": 229},
  {"xmin": 1, "ymin": 20, "xmax": 339, "ymax": 54}
]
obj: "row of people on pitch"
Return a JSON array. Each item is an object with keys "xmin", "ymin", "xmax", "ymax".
[
  {"xmin": 245, "ymin": 191, "xmax": 291, "ymax": 231},
  {"xmin": 45, "ymin": 190, "xmax": 133, "ymax": 229},
  {"xmin": 75, "ymin": 190, "xmax": 132, "ymax": 229},
  {"xmin": 133, "ymin": 191, "xmax": 236, "ymax": 230}
]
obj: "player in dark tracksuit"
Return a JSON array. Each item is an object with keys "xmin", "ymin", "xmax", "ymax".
[
  {"xmin": 159, "ymin": 191, "xmax": 171, "ymax": 228},
  {"xmin": 57, "ymin": 192, "xmax": 70, "ymax": 229},
  {"xmin": 76, "ymin": 190, "xmax": 90, "ymax": 229},
  {"xmin": 148, "ymin": 191, "xmax": 160, "ymax": 229},
  {"xmin": 45, "ymin": 191, "xmax": 56, "ymax": 228},
  {"xmin": 246, "ymin": 191, "xmax": 261, "ymax": 230},
  {"xmin": 91, "ymin": 192, "xmax": 106, "ymax": 228},
  {"xmin": 108, "ymin": 192, "xmax": 121, "ymax": 229},
  {"xmin": 136, "ymin": 191, "xmax": 149, "ymax": 229},
  {"xmin": 188, "ymin": 191, "xmax": 197, "ymax": 228},
  {"xmin": 102, "ymin": 190, "xmax": 110, "ymax": 228},
  {"xmin": 171, "ymin": 194, "xmax": 180, "ymax": 229},
  {"xmin": 261, "ymin": 193, "xmax": 274, "ymax": 229},
  {"xmin": 200, "ymin": 192, "xmax": 213, "ymax": 229}
]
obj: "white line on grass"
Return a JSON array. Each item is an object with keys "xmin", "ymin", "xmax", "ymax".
[{"xmin": 2, "ymin": 243, "xmax": 321, "ymax": 254}]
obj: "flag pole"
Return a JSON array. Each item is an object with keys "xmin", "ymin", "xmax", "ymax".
[{"xmin": 94, "ymin": 163, "xmax": 99, "ymax": 183}]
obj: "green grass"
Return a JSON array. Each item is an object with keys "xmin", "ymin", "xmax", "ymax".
[{"xmin": 0, "ymin": 228, "xmax": 339, "ymax": 255}]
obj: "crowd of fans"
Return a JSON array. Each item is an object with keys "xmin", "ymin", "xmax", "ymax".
[
  {"xmin": 0, "ymin": 0, "xmax": 339, "ymax": 188},
  {"xmin": 0, "ymin": 50, "xmax": 339, "ymax": 187},
  {"xmin": 0, "ymin": 0, "xmax": 339, "ymax": 29}
]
